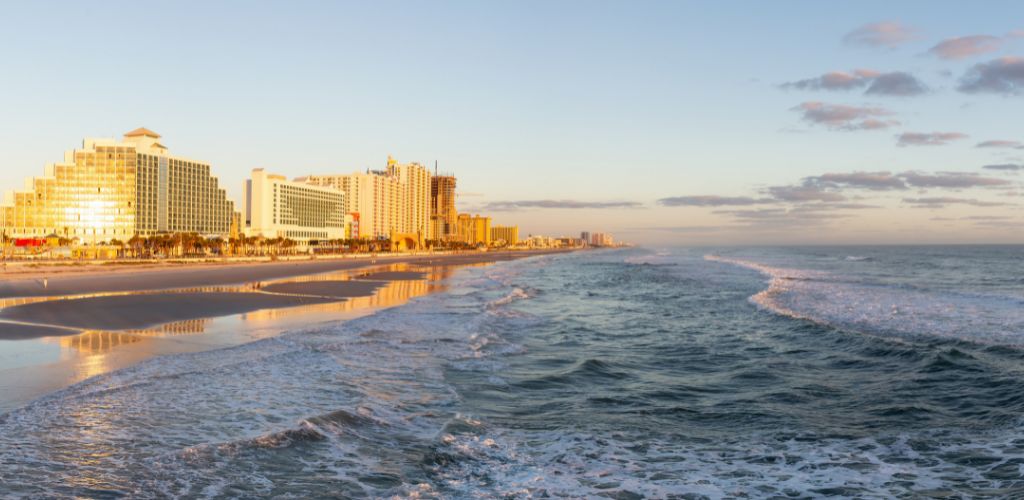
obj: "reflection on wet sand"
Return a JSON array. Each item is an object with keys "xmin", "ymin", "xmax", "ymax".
[
  {"xmin": 0, "ymin": 258, "xmax": 510, "ymax": 412},
  {"xmin": 49, "ymin": 263, "xmax": 450, "ymax": 358},
  {"xmin": 62, "ymin": 320, "xmax": 212, "ymax": 354}
]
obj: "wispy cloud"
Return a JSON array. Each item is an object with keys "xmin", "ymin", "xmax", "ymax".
[
  {"xmin": 928, "ymin": 35, "xmax": 1002, "ymax": 60},
  {"xmin": 792, "ymin": 102, "xmax": 898, "ymax": 131},
  {"xmin": 656, "ymin": 195, "xmax": 775, "ymax": 207},
  {"xmin": 896, "ymin": 131, "xmax": 969, "ymax": 147},
  {"xmin": 958, "ymin": 57, "xmax": 1024, "ymax": 95},
  {"xmin": 843, "ymin": 21, "xmax": 916, "ymax": 48},
  {"xmin": 482, "ymin": 199, "xmax": 642, "ymax": 211},
  {"xmin": 637, "ymin": 225, "xmax": 728, "ymax": 234},
  {"xmin": 902, "ymin": 196, "xmax": 1015, "ymax": 208},
  {"xmin": 782, "ymin": 70, "xmax": 927, "ymax": 96},
  {"xmin": 767, "ymin": 184, "xmax": 847, "ymax": 202},
  {"xmin": 810, "ymin": 171, "xmax": 907, "ymax": 190},
  {"xmin": 983, "ymin": 164, "xmax": 1023, "ymax": 171},
  {"xmin": 900, "ymin": 171, "xmax": 1012, "ymax": 188},
  {"xmin": 976, "ymin": 140, "xmax": 1023, "ymax": 149},
  {"xmin": 782, "ymin": 70, "xmax": 878, "ymax": 91}
]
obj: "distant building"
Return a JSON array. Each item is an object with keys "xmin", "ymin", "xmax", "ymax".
[
  {"xmin": 590, "ymin": 232, "xmax": 614, "ymax": 247},
  {"xmin": 297, "ymin": 156, "xmax": 430, "ymax": 241},
  {"xmin": 0, "ymin": 128, "xmax": 233, "ymax": 240},
  {"xmin": 580, "ymin": 231, "xmax": 591, "ymax": 245},
  {"xmin": 242, "ymin": 168, "xmax": 345, "ymax": 242},
  {"xmin": 490, "ymin": 225, "xmax": 519, "ymax": 246},
  {"xmin": 430, "ymin": 173, "xmax": 457, "ymax": 241},
  {"xmin": 457, "ymin": 213, "xmax": 491, "ymax": 246}
]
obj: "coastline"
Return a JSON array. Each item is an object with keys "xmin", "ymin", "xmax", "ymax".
[{"xmin": 0, "ymin": 249, "xmax": 571, "ymax": 413}]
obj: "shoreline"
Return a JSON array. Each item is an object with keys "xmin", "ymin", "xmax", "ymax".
[
  {"xmin": 0, "ymin": 250, "xmax": 567, "ymax": 299},
  {"xmin": 0, "ymin": 249, "xmax": 570, "ymax": 413}
]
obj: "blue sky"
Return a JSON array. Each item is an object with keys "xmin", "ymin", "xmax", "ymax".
[{"xmin": 1, "ymin": 1, "xmax": 1022, "ymax": 244}]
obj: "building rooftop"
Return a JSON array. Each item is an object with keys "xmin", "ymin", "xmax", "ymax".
[{"xmin": 124, "ymin": 127, "xmax": 161, "ymax": 138}]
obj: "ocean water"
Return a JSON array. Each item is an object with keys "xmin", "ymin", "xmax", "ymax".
[{"xmin": 2, "ymin": 246, "xmax": 1024, "ymax": 498}]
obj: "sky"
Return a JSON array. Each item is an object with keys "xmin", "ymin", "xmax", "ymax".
[{"xmin": 0, "ymin": 1, "xmax": 1022, "ymax": 245}]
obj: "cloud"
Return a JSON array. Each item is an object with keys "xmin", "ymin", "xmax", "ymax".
[
  {"xmin": 638, "ymin": 225, "xmax": 728, "ymax": 234},
  {"xmin": 928, "ymin": 35, "xmax": 1002, "ymax": 60},
  {"xmin": 792, "ymin": 102, "xmax": 898, "ymax": 131},
  {"xmin": 957, "ymin": 57, "xmax": 1024, "ymax": 94},
  {"xmin": 781, "ymin": 70, "xmax": 877, "ymax": 91},
  {"xmin": 864, "ymin": 72, "xmax": 928, "ymax": 96},
  {"xmin": 656, "ymin": 195, "xmax": 775, "ymax": 207},
  {"xmin": 963, "ymin": 215, "xmax": 1014, "ymax": 220},
  {"xmin": 902, "ymin": 196, "xmax": 1015, "ymax": 208},
  {"xmin": 767, "ymin": 184, "xmax": 847, "ymax": 202},
  {"xmin": 900, "ymin": 171, "xmax": 1012, "ymax": 188},
  {"xmin": 843, "ymin": 21, "xmax": 916, "ymax": 48},
  {"xmin": 896, "ymin": 131, "xmax": 969, "ymax": 147},
  {"xmin": 976, "ymin": 140, "xmax": 1023, "ymax": 149},
  {"xmin": 810, "ymin": 171, "xmax": 907, "ymax": 190},
  {"xmin": 982, "ymin": 164, "xmax": 1023, "ymax": 171},
  {"xmin": 782, "ymin": 70, "xmax": 927, "ymax": 96},
  {"xmin": 482, "ymin": 199, "xmax": 642, "ymax": 211}
]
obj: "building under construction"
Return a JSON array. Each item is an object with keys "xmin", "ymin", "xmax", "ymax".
[{"xmin": 430, "ymin": 169, "xmax": 457, "ymax": 241}]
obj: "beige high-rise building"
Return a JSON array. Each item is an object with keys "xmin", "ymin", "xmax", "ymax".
[
  {"xmin": 386, "ymin": 155, "xmax": 431, "ymax": 239},
  {"xmin": 457, "ymin": 213, "xmax": 492, "ymax": 246},
  {"xmin": 490, "ymin": 225, "xmax": 519, "ymax": 246},
  {"xmin": 242, "ymin": 168, "xmax": 345, "ymax": 242},
  {"xmin": 0, "ymin": 128, "xmax": 233, "ymax": 240},
  {"xmin": 298, "ymin": 156, "xmax": 432, "ymax": 241}
]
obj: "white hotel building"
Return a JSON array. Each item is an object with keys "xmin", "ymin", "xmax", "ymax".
[{"xmin": 242, "ymin": 168, "xmax": 346, "ymax": 242}]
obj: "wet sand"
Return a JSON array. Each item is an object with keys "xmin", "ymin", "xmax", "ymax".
[
  {"xmin": 0, "ymin": 292, "xmax": 340, "ymax": 333},
  {"xmin": 0, "ymin": 251, "xmax": 548, "ymax": 299},
  {"xmin": 356, "ymin": 271, "xmax": 427, "ymax": 281},
  {"xmin": 261, "ymin": 280, "xmax": 386, "ymax": 298}
]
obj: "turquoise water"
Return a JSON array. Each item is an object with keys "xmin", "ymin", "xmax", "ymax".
[{"xmin": 1, "ymin": 246, "xmax": 1023, "ymax": 498}]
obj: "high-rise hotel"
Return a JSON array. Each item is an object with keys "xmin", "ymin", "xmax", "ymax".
[
  {"xmin": 242, "ymin": 168, "xmax": 346, "ymax": 242},
  {"xmin": 0, "ymin": 128, "xmax": 234, "ymax": 240},
  {"xmin": 298, "ymin": 156, "xmax": 431, "ymax": 241}
]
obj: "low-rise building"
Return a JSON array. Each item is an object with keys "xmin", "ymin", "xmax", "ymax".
[
  {"xmin": 457, "ymin": 213, "xmax": 491, "ymax": 246},
  {"xmin": 242, "ymin": 168, "xmax": 345, "ymax": 242},
  {"xmin": 490, "ymin": 225, "xmax": 519, "ymax": 246}
]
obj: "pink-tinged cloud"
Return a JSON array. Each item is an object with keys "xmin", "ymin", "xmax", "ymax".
[
  {"xmin": 928, "ymin": 35, "xmax": 1002, "ymax": 60},
  {"xmin": 783, "ymin": 70, "xmax": 927, "ymax": 96},
  {"xmin": 976, "ymin": 140, "xmax": 1023, "ymax": 149},
  {"xmin": 896, "ymin": 132, "xmax": 969, "ymax": 147},
  {"xmin": 792, "ymin": 102, "xmax": 898, "ymax": 131},
  {"xmin": 843, "ymin": 21, "xmax": 916, "ymax": 48},
  {"xmin": 958, "ymin": 57, "xmax": 1024, "ymax": 94}
]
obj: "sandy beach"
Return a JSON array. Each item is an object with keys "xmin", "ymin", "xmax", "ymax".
[
  {"xmin": 0, "ymin": 251, "xmax": 561, "ymax": 338},
  {"xmin": 0, "ymin": 249, "xmax": 570, "ymax": 412},
  {"xmin": 0, "ymin": 252, "xmax": 527, "ymax": 299}
]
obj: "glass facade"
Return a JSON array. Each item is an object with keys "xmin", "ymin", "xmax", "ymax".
[
  {"xmin": 1, "ymin": 130, "xmax": 234, "ymax": 240},
  {"xmin": 1, "ymin": 141, "xmax": 136, "ymax": 239}
]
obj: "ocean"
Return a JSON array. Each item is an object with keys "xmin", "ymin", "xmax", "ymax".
[{"xmin": 1, "ymin": 246, "xmax": 1023, "ymax": 498}]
